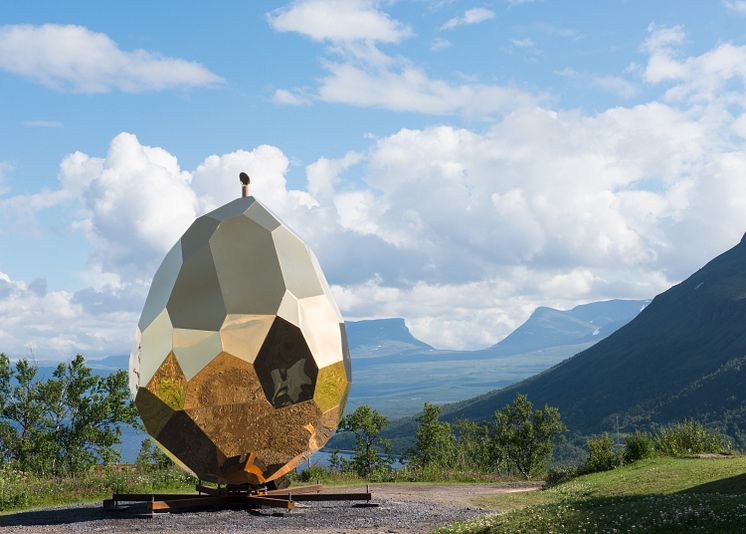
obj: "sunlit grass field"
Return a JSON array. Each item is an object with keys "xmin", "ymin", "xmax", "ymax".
[{"xmin": 433, "ymin": 456, "xmax": 746, "ymax": 533}]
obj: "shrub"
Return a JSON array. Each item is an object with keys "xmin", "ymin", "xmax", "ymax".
[
  {"xmin": 297, "ymin": 464, "xmax": 333, "ymax": 483},
  {"xmin": 624, "ymin": 431, "xmax": 655, "ymax": 463},
  {"xmin": 653, "ymin": 420, "xmax": 733, "ymax": 457},
  {"xmin": 545, "ymin": 465, "xmax": 579, "ymax": 487},
  {"xmin": 584, "ymin": 433, "xmax": 622, "ymax": 473},
  {"xmin": 135, "ymin": 439, "xmax": 174, "ymax": 470}
]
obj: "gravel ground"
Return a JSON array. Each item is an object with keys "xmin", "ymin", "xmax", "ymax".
[{"xmin": 0, "ymin": 484, "xmax": 540, "ymax": 534}]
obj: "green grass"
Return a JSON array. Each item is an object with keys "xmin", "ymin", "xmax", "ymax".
[
  {"xmin": 432, "ymin": 456, "xmax": 746, "ymax": 533},
  {"xmin": 0, "ymin": 464, "xmax": 195, "ymax": 513}
]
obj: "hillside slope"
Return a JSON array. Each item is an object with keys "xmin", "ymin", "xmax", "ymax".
[{"xmin": 445, "ymin": 234, "xmax": 746, "ymax": 439}]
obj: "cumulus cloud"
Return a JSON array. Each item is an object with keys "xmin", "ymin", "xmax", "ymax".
[
  {"xmin": 724, "ymin": 0, "xmax": 746, "ymax": 14},
  {"xmin": 441, "ymin": 8, "xmax": 496, "ymax": 30},
  {"xmin": 0, "ymin": 24, "xmax": 222, "ymax": 93},
  {"xmin": 6, "ymin": 29, "xmax": 746, "ymax": 354},
  {"xmin": 640, "ymin": 23, "xmax": 746, "ymax": 104},
  {"xmin": 318, "ymin": 60, "xmax": 535, "ymax": 115},
  {"xmin": 267, "ymin": 0, "xmax": 412, "ymax": 43},
  {"xmin": 591, "ymin": 75, "xmax": 638, "ymax": 99},
  {"xmin": 0, "ymin": 271, "xmax": 138, "ymax": 359},
  {"xmin": 269, "ymin": 2, "xmax": 533, "ymax": 116}
]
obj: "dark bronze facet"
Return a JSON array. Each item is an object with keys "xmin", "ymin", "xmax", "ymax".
[{"xmin": 254, "ymin": 317, "xmax": 318, "ymax": 408}]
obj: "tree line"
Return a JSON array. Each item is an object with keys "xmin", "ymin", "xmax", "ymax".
[
  {"xmin": 337, "ymin": 394, "xmax": 567, "ymax": 480},
  {"xmin": 0, "ymin": 354, "xmax": 137, "ymax": 476}
]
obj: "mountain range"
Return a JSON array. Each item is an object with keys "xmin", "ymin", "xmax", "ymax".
[
  {"xmin": 434, "ymin": 233, "xmax": 746, "ymax": 447},
  {"xmin": 22, "ymin": 297, "xmax": 648, "ymax": 461},
  {"xmin": 328, "ymin": 299, "xmax": 648, "ymax": 417}
]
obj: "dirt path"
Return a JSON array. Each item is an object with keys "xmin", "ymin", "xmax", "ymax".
[
  {"xmin": 366, "ymin": 482, "xmax": 541, "ymax": 506},
  {"xmin": 0, "ymin": 483, "xmax": 541, "ymax": 534}
]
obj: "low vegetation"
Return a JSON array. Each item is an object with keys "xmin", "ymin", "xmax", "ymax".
[
  {"xmin": 310, "ymin": 395, "xmax": 566, "ymax": 484},
  {"xmin": 434, "ymin": 420, "xmax": 741, "ymax": 533},
  {"xmin": 0, "ymin": 462, "xmax": 194, "ymax": 512},
  {"xmin": 434, "ymin": 456, "xmax": 746, "ymax": 533}
]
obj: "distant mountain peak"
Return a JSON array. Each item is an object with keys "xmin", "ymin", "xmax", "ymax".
[
  {"xmin": 489, "ymin": 299, "xmax": 651, "ymax": 356},
  {"xmin": 448, "ymin": 234, "xmax": 746, "ymax": 439},
  {"xmin": 344, "ymin": 317, "xmax": 433, "ymax": 354}
]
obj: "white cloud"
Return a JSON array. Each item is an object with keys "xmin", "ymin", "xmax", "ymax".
[
  {"xmin": 441, "ymin": 8, "xmax": 496, "ymax": 30},
  {"xmin": 318, "ymin": 60, "xmax": 536, "ymax": 115},
  {"xmin": 267, "ymin": 0, "xmax": 412, "ymax": 43},
  {"xmin": 7, "ymin": 31, "xmax": 746, "ymax": 354},
  {"xmin": 272, "ymin": 88, "xmax": 311, "ymax": 105},
  {"xmin": 724, "ymin": 0, "xmax": 746, "ymax": 14},
  {"xmin": 0, "ymin": 271, "xmax": 138, "ymax": 359},
  {"xmin": 511, "ymin": 38, "xmax": 536, "ymax": 49},
  {"xmin": 270, "ymin": 2, "xmax": 533, "ymax": 116},
  {"xmin": 431, "ymin": 37, "xmax": 452, "ymax": 51},
  {"xmin": 23, "ymin": 120, "xmax": 62, "ymax": 128},
  {"xmin": 0, "ymin": 24, "xmax": 222, "ymax": 93},
  {"xmin": 592, "ymin": 75, "xmax": 638, "ymax": 99},
  {"xmin": 642, "ymin": 24, "xmax": 746, "ymax": 104},
  {"xmin": 0, "ymin": 162, "xmax": 12, "ymax": 196},
  {"xmin": 535, "ymin": 23, "xmax": 579, "ymax": 39}
]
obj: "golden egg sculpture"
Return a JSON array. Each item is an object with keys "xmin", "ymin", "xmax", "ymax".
[{"xmin": 129, "ymin": 193, "xmax": 351, "ymax": 486}]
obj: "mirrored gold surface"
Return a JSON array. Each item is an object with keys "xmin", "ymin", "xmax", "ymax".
[{"xmin": 130, "ymin": 196, "xmax": 351, "ymax": 484}]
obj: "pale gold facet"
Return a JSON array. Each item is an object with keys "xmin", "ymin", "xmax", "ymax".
[
  {"xmin": 172, "ymin": 328, "xmax": 223, "ymax": 380},
  {"xmin": 276, "ymin": 290, "xmax": 301, "ymax": 327},
  {"xmin": 298, "ymin": 294, "xmax": 345, "ymax": 369},
  {"xmin": 210, "ymin": 216, "xmax": 285, "ymax": 315},
  {"xmin": 272, "ymin": 226, "xmax": 325, "ymax": 299},
  {"xmin": 219, "ymin": 314, "xmax": 275, "ymax": 364},
  {"xmin": 131, "ymin": 196, "xmax": 351, "ymax": 485},
  {"xmin": 138, "ymin": 309, "xmax": 173, "ymax": 387}
]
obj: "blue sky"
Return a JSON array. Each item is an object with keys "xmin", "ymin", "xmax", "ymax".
[{"xmin": 2, "ymin": 0, "xmax": 746, "ymax": 358}]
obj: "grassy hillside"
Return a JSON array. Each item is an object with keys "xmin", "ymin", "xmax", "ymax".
[
  {"xmin": 440, "ymin": 235, "xmax": 746, "ymax": 442},
  {"xmin": 435, "ymin": 456, "xmax": 746, "ymax": 533}
]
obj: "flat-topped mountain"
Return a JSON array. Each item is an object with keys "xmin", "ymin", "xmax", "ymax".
[{"xmin": 345, "ymin": 318, "xmax": 434, "ymax": 357}]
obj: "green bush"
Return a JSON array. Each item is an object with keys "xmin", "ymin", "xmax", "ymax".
[
  {"xmin": 297, "ymin": 464, "xmax": 333, "ymax": 483},
  {"xmin": 135, "ymin": 439, "xmax": 174, "ymax": 471},
  {"xmin": 0, "ymin": 465, "xmax": 30, "ymax": 509},
  {"xmin": 654, "ymin": 420, "xmax": 733, "ymax": 457},
  {"xmin": 545, "ymin": 465, "xmax": 579, "ymax": 486},
  {"xmin": 624, "ymin": 431, "xmax": 655, "ymax": 462},
  {"xmin": 584, "ymin": 433, "xmax": 623, "ymax": 473}
]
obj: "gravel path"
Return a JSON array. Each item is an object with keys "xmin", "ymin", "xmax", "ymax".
[{"xmin": 0, "ymin": 484, "xmax": 540, "ymax": 534}]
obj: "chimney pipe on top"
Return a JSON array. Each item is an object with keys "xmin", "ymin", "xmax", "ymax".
[{"xmin": 239, "ymin": 172, "xmax": 250, "ymax": 198}]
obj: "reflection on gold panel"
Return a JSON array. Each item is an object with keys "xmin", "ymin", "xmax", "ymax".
[
  {"xmin": 313, "ymin": 361, "xmax": 349, "ymax": 413},
  {"xmin": 146, "ymin": 352, "xmax": 186, "ymax": 410},
  {"xmin": 131, "ymin": 195, "xmax": 351, "ymax": 484}
]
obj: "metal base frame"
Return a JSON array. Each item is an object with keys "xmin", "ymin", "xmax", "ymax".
[{"xmin": 103, "ymin": 483, "xmax": 374, "ymax": 516}]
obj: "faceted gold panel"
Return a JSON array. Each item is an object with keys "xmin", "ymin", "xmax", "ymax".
[
  {"xmin": 254, "ymin": 317, "xmax": 318, "ymax": 408},
  {"xmin": 131, "ymin": 196, "xmax": 351, "ymax": 484},
  {"xmin": 146, "ymin": 352, "xmax": 187, "ymax": 410},
  {"xmin": 313, "ymin": 361, "xmax": 348, "ymax": 413}
]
